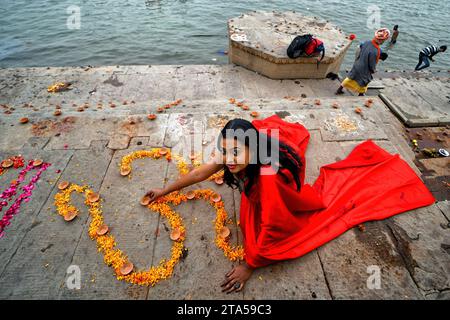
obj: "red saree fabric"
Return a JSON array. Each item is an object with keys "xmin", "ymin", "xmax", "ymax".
[{"xmin": 240, "ymin": 115, "xmax": 435, "ymax": 268}]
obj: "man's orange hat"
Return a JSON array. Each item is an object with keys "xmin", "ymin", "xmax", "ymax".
[{"xmin": 374, "ymin": 28, "xmax": 391, "ymax": 40}]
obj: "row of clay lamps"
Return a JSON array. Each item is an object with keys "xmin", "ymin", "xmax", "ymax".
[
  {"xmin": 318, "ymin": 99, "xmax": 374, "ymax": 110},
  {"xmin": 230, "ymin": 99, "xmax": 259, "ymax": 118},
  {"xmin": 139, "ymin": 190, "xmax": 224, "ymax": 240},
  {"xmin": 2, "ymin": 158, "xmax": 42, "ymax": 168},
  {"xmin": 166, "ymin": 226, "xmax": 231, "ymax": 242},
  {"xmin": 138, "ymin": 191, "xmax": 223, "ymax": 207}
]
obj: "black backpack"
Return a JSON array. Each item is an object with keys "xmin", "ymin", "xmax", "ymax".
[{"xmin": 287, "ymin": 34, "xmax": 313, "ymax": 59}]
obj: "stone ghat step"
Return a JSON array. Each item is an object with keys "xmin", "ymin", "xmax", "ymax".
[
  {"xmin": 0, "ymin": 106, "xmax": 410, "ymax": 165},
  {"xmin": 0, "ymin": 64, "xmax": 345, "ymax": 106},
  {"xmin": 1, "ymin": 96, "xmax": 383, "ymax": 119}
]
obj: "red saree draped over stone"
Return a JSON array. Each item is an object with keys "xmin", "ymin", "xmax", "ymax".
[{"xmin": 240, "ymin": 115, "xmax": 435, "ymax": 268}]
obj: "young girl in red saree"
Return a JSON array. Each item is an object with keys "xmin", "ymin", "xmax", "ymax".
[{"xmin": 145, "ymin": 115, "xmax": 435, "ymax": 294}]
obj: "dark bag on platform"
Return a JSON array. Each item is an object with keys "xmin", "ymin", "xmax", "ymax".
[
  {"xmin": 287, "ymin": 34, "xmax": 313, "ymax": 58},
  {"xmin": 287, "ymin": 34, "xmax": 325, "ymax": 69}
]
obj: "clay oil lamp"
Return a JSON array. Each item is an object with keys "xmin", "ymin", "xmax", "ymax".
[
  {"xmin": 19, "ymin": 117, "xmax": 29, "ymax": 124},
  {"xmin": 120, "ymin": 167, "xmax": 131, "ymax": 176},
  {"xmin": 120, "ymin": 262, "xmax": 134, "ymax": 276},
  {"xmin": 1, "ymin": 159, "xmax": 13, "ymax": 168},
  {"xmin": 32, "ymin": 159, "xmax": 43, "ymax": 167},
  {"xmin": 64, "ymin": 210, "xmax": 77, "ymax": 222},
  {"xmin": 211, "ymin": 193, "xmax": 222, "ymax": 203},
  {"xmin": 96, "ymin": 224, "xmax": 109, "ymax": 236},
  {"xmin": 186, "ymin": 190, "xmax": 196, "ymax": 200},
  {"xmin": 219, "ymin": 226, "xmax": 231, "ymax": 240},
  {"xmin": 58, "ymin": 181, "xmax": 70, "ymax": 190},
  {"xmin": 140, "ymin": 195, "xmax": 151, "ymax": 206},
  {"xmin": 158, "ymin": 148, "xmax": 169, "ymax": 156},
  {"xmin": 88, "ymin": 192, "xmax": 100, "ymax": 203},
  {"xmin": 170, "ymin": 228, "xmax": 183, "ymax": 241}
]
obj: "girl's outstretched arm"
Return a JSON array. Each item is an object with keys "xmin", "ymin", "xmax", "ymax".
[{"xmin": 144, "ymin": 160, "xmax": 223, "ymax": 202}]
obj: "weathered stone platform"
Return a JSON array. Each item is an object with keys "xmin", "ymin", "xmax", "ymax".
[
  {"xmin": 0, "ymin": 65, "xmax": 449, "ymax": 299},
  {"xmin": 228, "ymin": 11, "xmax": 352, "ymax": 79},
  {"xmin": 379, "ymin": 74, "xmax": 450, "ymax": 127},
  {"xmin": 343, "ymin": 69, "xmax": 450, "ymax": 127}
]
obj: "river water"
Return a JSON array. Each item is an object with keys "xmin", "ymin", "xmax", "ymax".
[{"xmin": 1, "ymin": 0, "xmax": 449, "ymax": 70}]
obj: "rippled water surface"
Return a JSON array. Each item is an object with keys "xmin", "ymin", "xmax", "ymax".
[{"xmin": 1, "ymin": 0, "xmax": 449, "ymax": 70}]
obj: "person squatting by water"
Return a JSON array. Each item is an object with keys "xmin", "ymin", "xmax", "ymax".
[
  {"xmin": 336, "ymin": 28, "xmax": 390, "ymax": 96},
  {"xmin": 390, "ymin": 25, "xmax": 399, "ymax": 45},
  {"xmin": 415, "ymin": 45, "xmax": 447, "ymax": 71},
  {"xmin": 144, "ymin": 115, "xmax": 435, "ymax": 293}
]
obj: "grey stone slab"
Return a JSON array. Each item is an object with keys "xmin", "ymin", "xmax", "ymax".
[
  {"xmin": 44, "ymin": 116, "xmax": 115, "ymax": 150},
  {"xmin": 174, "ymin": 65, "xmax": 215, "ymax": 75},
  {"xmin": 380, "ymin": 77, "xmax": 450, "ymax": 126},
  {"xmin": 0, "ymin": 123, "xmax": 35, "ymax": 151},
  {"xmin": 102, "ymin": 75, "xmax": 151, "ymax": 102},
  {"xmin": 107, "ymin": 133, "xmax": 131, "ymax": 150},
  {"xmin": 125, "ymin": 65, "xmax": 180, "ymax": 75},
  {"xmin": 59, "ymin": 145, "xmax": 167, "ymax": 299},
  {"xmin": 255, "ymin": 76, "xmax": 295, "ymax": 99},
  {"xmin": 408, "ymin": 79, "xmax": 449, "ymax": 117},
  {"xmin": 147, "ymin": 161, "xmax": 243, "ymax": 299},
  {"xmin": 387, "ymin": 204, "xmax": 450, "ymax": 296},
  {"xmin": 172, "ymin": 72, "xmax": 198, "ymax": 101},
  {"xmin": 22, "ymin": 137, "xmax": 51, "ymax": 150},
  {"xmin": 138, "ymin": 73, "xmax": 177, "ymax": 101},
  {"xmin": 0, "ymin": 148, "xmax": 74, "ymax": 277},
  {"xmin": 436, "ymin": 201, "xmax": 449, "ymax": 221},
  {"xmin": 1, "ymin": 75, "xmax": 62, "ymax": 106},
  {"xmin": 129, "ymin": 136, "xmax": 150, "ymax": 147},
  {"xmin": 418, "ymin": 158, "xmax": 450, "ymax": 177},
  {"xmin": 0, "ymin": 141, "xmax": 111, "ymax": 299},
  {"xmin": 237, "ymin": 68, "xmax": 268, "ymax": 99},
  {"xmin": 95, "ymin": 74, "xmax": 133, "ymax": 100},
  {"xmin": 195, "ymin": 72, "xmax": 217, "ymax": 100},
  {"xmin": 213, "ymin": 67, "xmax": 245, "ymax": 99},
  {"xmin": 301, "ymin": 79, "xmax": 342, "ymax": 97},
  {"xmin": 243, "ymin": 252, "xmax": 331, "ymax": 300},
  {"xmin": 317, "ymin": 223, "xmax": 423, "ymax": 299},
  {"xmin": 280, "ymin": 79, "xmax": 316, "ymax": 98}
]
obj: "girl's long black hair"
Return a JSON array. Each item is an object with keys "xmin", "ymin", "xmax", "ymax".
[{"xmin": 218, "ymin": 118, "xmax": 303, "ymax": 196}]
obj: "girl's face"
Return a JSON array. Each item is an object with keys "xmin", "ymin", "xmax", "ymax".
[{"xmin": 221, "ymin": 138, "xmax": 251, "ymax": 174}]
